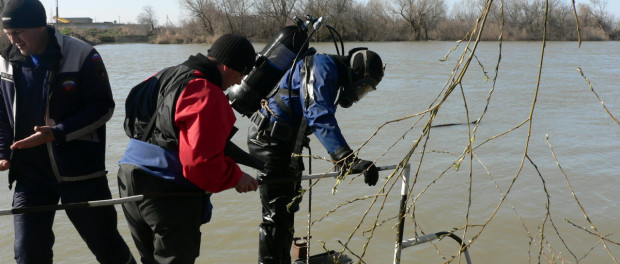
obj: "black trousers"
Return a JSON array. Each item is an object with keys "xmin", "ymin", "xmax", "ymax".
[
  {"xmin": 13, "ymin": 176, "xmax": 136, "ymax": 264},
  {"xmin": 118, "ymin": 164, "xmax": 204, "ymax": 264},
  {"xmin": 11, "ymin": 147, "xmax": 135, "ymax": 264},
  {"xmin": 248, "ymin": 123, "xmax": 302, "ymax": 264}
]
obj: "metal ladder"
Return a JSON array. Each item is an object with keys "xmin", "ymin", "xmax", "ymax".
[{"xmin": 299, "ymin": 164, "xmax": 472, "ymax": 264}]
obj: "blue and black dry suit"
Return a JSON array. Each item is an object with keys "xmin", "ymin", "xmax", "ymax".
[{"xmin": 248, "ymin": 53, "xmax": 360, "ymax": 264}]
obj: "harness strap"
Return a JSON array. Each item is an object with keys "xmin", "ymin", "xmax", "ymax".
[
  {"xmin": 266, "ymin": 54, "xmax": 317, "ymax": 171},
  {"xmin": 301, "ymin": 55, "xmax": 316, "ymax": 108},
  {"xmin": 290, "ymin": 118, "xmax": 308, "ymax": 171},
  {"xmin": 141, "ymin": 96, "xmax": 163, "ymax": 142},
  {"xmin": 140, "ymin": 74, "xmax": 198, "ymax": 142},
  {"xmin": 273, "ymin": 89, "xmax": 296, "ymax": 121},
  {"xmin": 290, "ymin": 55, "xmax": 315, "ymax": 171}
]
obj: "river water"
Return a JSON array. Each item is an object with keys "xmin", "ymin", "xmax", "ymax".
[{"xmin": 0, "ymin": 41, "xmax": 618, "ymax": 263}]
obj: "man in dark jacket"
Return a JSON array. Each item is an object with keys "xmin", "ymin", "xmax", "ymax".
[
  {"xmin": 248, "ymin": 47, "xmax": 385, "ymax": 263},
  {"xmin": 118, "ymin": 33, "xmax": 259, "ymax": 263},
  {"xmin": 0, "ymin": 0, "xmax": 135, "ymax": 263}
]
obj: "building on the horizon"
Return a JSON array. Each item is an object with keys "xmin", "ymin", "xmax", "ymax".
[{"xmin": 54, "ymin": 17, "xmax": 119, "ymax": 29}]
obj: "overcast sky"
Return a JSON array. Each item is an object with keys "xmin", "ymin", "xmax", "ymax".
[{"xmin": 41, "ymin": 0, "xmax": 620, "ymax": 25}]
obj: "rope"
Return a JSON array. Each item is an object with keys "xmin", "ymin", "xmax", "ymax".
[{"xmin": 260, "ymin": 99, "xmax": 280, "ymax": 120}]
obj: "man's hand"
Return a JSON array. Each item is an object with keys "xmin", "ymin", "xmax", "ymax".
[
  {"xmin": 0, "ymin": 159, "xmax": 10, "ymax": 171},
  {"xmin": 11, "ymin": 126, "xmax": 55, "ymax": 150},
  {"xmin": 351, "ymin": 159, "xmax": 379, "ymax": 186},
  {"xmin": 235, "ymin": 172, "xmax": 259, "ymax": 193},
  {"xmin": 330, "ymin": 146, "xmax": 379, "ymax": 186}
]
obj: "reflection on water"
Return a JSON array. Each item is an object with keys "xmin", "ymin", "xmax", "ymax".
[{"xmin": 0, "ymin": 41, "xmax": 618, "ymax": 263}]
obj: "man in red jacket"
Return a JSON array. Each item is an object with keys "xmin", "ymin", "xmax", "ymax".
[{"xmin": 118, "ymin": 34, "xmax": 259, "ymax": 263}]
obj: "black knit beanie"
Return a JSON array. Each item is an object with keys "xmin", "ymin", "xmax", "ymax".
[
  {"xmin": 208, "ymin": 34, "xmax": 256, "ymax": 75},
  {"xmin": 1, "ymin": 0, "xmax": 47, "ymax": 29}
]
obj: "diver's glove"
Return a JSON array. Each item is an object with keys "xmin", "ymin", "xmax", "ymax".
[{"xmin": 330, "ymin": 146, "xmax": 379, "ymax": 186}]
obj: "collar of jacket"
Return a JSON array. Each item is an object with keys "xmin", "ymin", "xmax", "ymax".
[
  {"xmin": 1, "ymin": 26, "xmax": 62, "ymax": 67},
  {"xmin": 329, "ymin": 54, "xmax": 351, "ymax": 88},
  {"xmin": 181, "ymin": 53, "xmax": 223, "ymax": 88}
]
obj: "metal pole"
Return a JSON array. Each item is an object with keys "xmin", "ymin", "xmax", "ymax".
[
  {"xmin": 0, "ymin": 192, "xmax": 203, "ymax": 216},
  {"xmin": 306, "ymin": 148, "xmax": 312, "ymax": 261},
  {"xmin": 55, "ymin": 0, "xmax": 58, "ymax": 27},
  {"xmin": 393, "ymin": 164, "xmax": 410, "ymax": 264},
  {"xmin": 0, "ymin": 165, "xmax": 403, "ymax": 216},
  {"xmin": 399, "ymin": 232, "xmax": 473, "ymax": 264}
]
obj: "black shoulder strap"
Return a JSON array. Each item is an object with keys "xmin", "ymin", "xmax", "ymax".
[
  {"xmin": 140, "ymin": 98, "xmax": 164, "ymax": 142},
  {"xmin": 290, "ymin": 117, "xmax": 308, "ymax": 171},
  {"xmin": 301, "ymin": 55, "xmax": 315, "ymax": 109},
  {"xmin": 289, "ymin": 54, "xmax": 316, "ymax": 170},
  {"xmin": 140, "ymin": 74, "xmax": 198, "ymax": 142},
  {"xmin": 272, "ymin": 89, "xmax": 296, "ymax": 120}
]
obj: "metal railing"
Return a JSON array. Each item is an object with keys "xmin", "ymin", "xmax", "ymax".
[
  {"xmin": 297, "ymin": 164, "xmax": 472, "ymax": 264},
  {"xmin": 0, "ymin": 163, "xmax": 472, "ymax": 264}
]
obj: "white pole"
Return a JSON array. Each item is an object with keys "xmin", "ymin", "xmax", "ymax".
[{"xmin": 393, "ymin": 164, "xmax": 410, "ymax": 264}]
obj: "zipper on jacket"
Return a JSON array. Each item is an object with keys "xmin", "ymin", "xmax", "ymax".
[{"xmin": 44, "ymin": 69, "xmax": 62, "ymax": 182}]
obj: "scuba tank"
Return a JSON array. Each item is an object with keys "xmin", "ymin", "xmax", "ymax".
[{"xmin": 227, "ymin": 20, "xmax": 310, "ymax": 116}]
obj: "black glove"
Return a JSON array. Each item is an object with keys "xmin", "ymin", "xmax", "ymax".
[
  {"xmin": 330, "ymin": 146, "xmax": 379, "ymax": 186},
  {"xmin": 351, "ymin": 159, "xmax": 378, "ymax": 186}
]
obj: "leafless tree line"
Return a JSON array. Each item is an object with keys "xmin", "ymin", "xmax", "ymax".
[{"xmin": 144, "ymin": 0, "xmax": 619, "ymax": 43}]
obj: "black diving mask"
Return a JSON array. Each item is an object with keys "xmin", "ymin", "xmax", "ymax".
[
  {"xmin": 338, "ymin": 77, "xmax": 377, "ymax": 108},
  {"xmin": 354, "ymin": 79, "xmax": 376, "ymax": 100}
]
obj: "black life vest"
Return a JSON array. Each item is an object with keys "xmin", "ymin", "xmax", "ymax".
[{"xmin": 123, "ymin": 54, "xmax": 222, "ymax": 152}]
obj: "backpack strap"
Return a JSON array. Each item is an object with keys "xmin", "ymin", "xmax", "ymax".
[{"xmin": 140, "ymin": 74, "xmax": 198, "ymax": 142}]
